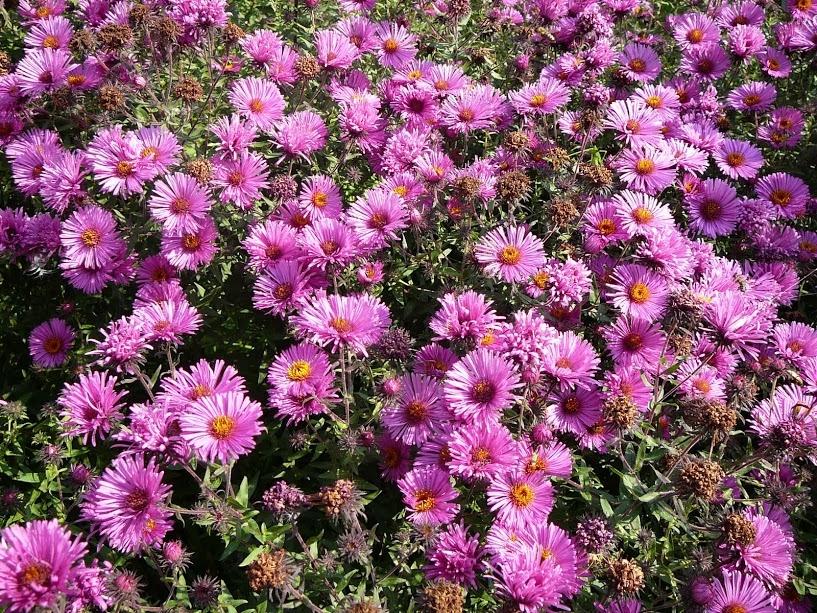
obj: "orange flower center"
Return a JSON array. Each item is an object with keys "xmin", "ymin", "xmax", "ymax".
[
  {"xmin": 321, "ymin": 239, "xmax": 339, "ymax": 255},
  {"xmin": 509, "ymin": 483, "xmax": 534, "ymax": 507},
  {"xmin": 472, "ymin": 379, "xmax": 495, "ymax": 403},
  {"xmin": 181, "ymin": 233, "xmax": 201, "ymax": 251},
  {"xmin": 42, "ymin": 35, "xmax": 59, "ymax": 48},
  {"xmin": 530, "ymin": 93, "xmax": 548, "ymax": 107},
  {"xmin": 274, "ymin": 283, "xmax": 293, "ymax": 300},
  {"xmin": 116, "ymin": 160, "xmax": 134, "ymax": 177},
  {"xmin": 687, "ymin": 28, "xmax": 704, "ymax": 43},
  {"xmin": 330, "ymin": 317, "xmax": 352, "ymax": 333},
  {"xmin": 725, "ymin": 152, "xmax": 745, "ymax": 167},
  {"xmin": 632, "ymin": 207, "xmax": 654, "ymax": 223},
  {"xmin": 634, "ymin": 159, "xmax": 655, "ymax": 175},
  {"xmin": 21, "ymin": 562, "xmax": 50, "ymax": 586},
  {"xmin": 645, "ymin": 95, "xmax": 661, "ymax": 108},
  {"xmin": 499, "ymin": 245, "xmax": 521, "ymax": 265},
  {"xmin": 414, "ymin": 489, "xmax": 436, "ymax": 512},
  {"xmin": 369, "ymin": 212, "xmax": 388, "ymax": 229},
  {"xmin": 472, "ymin": 447, "xmax": 491, "ymax": 463},
  {"xmin": 190, "ymin": 384, "xmax": 212, "ymax": 400},
  {"xmin": 81, "ymin": 228, "xmax": 101, "ymax": 247},
  {"xmin": 311, "ymin": 191, "xmax": 328, "ymax": 208},
  {"xmin": 770, "ymin": 189, "xmax": 792, "ymax": 207},
  {"xmin": 287, "ymin": 360, "xmax": 312, "ymax": 381},
  {"xmin": 209, "ymin": 415, "xmax": 236, "ymax": 440},
  {"xmin": 43, "ymin": 336, "xmax": 63, "ymax": 354},
  {"xmin": 743, "ymin": 94, "xmax": 761, "ymax": 106},
  {"xmin": 563, "ymin": 396, "xmax": 580, "ymax": 414},
  {"xmin": 405, "ymin": 400, "xmax": 428, "ymax": 423},
  {"xmin": 629, "ymin": 58, "xmax": 646, "ymax": 73},
  {"xmin": 170, "ymin": 198, "xmax": 190, "ymax": 214},
  {"xmin": 532, "ymin": 270, "xmax": 550, "ymax": 289},
  {"xmin": 598, "ymin": 218, "xmax": 617, "ymax": 236},
  {"xmin": 248, "ymin": 98, "xmax": 264, "ymax": 113},
  {"xmin": 383, "ymin": 38, "xmax": 399, "ymax": 53},
  {"xmin": 628, "ymin": 282, "xmax": 651, "ymax": 304}
]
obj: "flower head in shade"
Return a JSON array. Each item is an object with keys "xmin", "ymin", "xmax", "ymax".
[
  {"xmin": 398, "ymin": 466, "xmax": 459, "ymax": 526},
  {"xmin": 272, "ymin": 111, "xmax": 328, "ymax": 159},
  {"xmin": 447, "ymin": 421, "xmax": 518, "ymax": 481},
  {"xmin": 614, "ymin": 145, "xmax": 676, "ymax": 195},
  {"xmin": 299, "ymin": 175, "xmax": 342, "ymax": 220},
  {"xmin": 228, "ymin": 77, "xmax": 285, "ymax": 131},
  {"xmin": 424, "ymin": 522, "xmax": 485, "ymax": 588},
  {"xmin": 474, "ymin": 225, "xmax": 545, "ymax": 284},
  {"xmin": 520, "ymin": 522, "xmax": 587, "ymax": 599},
  {"xmin": 252, "ymin": 260, "xmax": 314, "ymax": 316},
  {"xmin": 81, "ymin": 454, "xmax": 172, "ymax": 553},
  {"xmin": 377, "ymin": 432, "xmax": 413, "ymax": 482},
  {"xmin": 161, "ymin": 217, "xmax": 218, "ymax": 271},
  {"xmin": 755, "ymin": 172, "xmax": 810, "ymax": 219},
  {"xmin": 291, "ymin": 291, "xmax": 391, "ymax": 355},
  {"xmin": 133, "ymin": 299, "xmax": 202, "ymax": 345},
  {"xmin": 60, "ymin": 205, "xmax": 122, "ymax": 270},
  {"xmin": 347, "ymin": 187, "xmax": 409, "ymax": 250},
  {"xmin": 686, "ymin": 178, "xmax": 740, "ymax": 237},
  {"xmin": 487, "ymin": 470, "xmax": 553, "ymax": 530},
  {"xmin": 619, "ymin": 43, "xmax": 661, "ymax": 81},
  {"xmin": 713, "ymin": 139, "xmax": 764, "ymax": 181},
  {"xmin": 375, "ymin": 23, "xmax": 417, "ymax": 68},
  {"xmin": 381, "ymin": 373, "xmax": 445, "ymax": 446},
  {"xmin": 267, "ymin": 342, "xmax": 333, "ymax": 397},
  {"xmin": 415, "ymin": 343, "xmax": 459, "ymax": 379},
  {"xmin": 773, "ymin": 322, "xmax": 817, "ymax": 366},
  {"xmin": 607, "ymin": 264, "xmax": 669, "ymax": 322},
  {"xmin": 0, "ymin": 519, "xmax": 87, "ymax": 612},
  {"xmin": 547, "ymin": 386, "xmax": 603, "ymax": 436},
  {"xmin": 726, "ymin": 81, "xmax": 776, "ymax": 112},
  {"xmin": 180, "ymin": 391, "xmax": 264, "ymax": 464},
  {"xmin": 705, "ymin": 570, "xmax": 773, "ymax": 613},
  {"xmin": 28, "ymin": 318, "xmax": 74, "ymax": 367},
  {"xmin": 444, "ymin": 348, "xmax": 521, "ymax": 424},
  {"xmin": 59, "ymin": 371, "xmax": 126, "ymax": 445},
  {"xmin": 429, "ymin": 291, "xmax": 501, "ymax": 342},
  {"xmin": 493, "ymin": 546, "xmax": 562, "ymax": 613},
  {"xmin": 148, "ymin": 172, "xmax": 212, "ymax": 234},
  {"xmin": 541, "ymin": 331, "xmax": 600, "ymax": 389},
  {"xmin": 213, "ymin": 151, "xmax": 270, "ymax": 210}
]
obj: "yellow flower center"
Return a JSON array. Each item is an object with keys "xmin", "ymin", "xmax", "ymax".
[
  {"xmin": 248, "ymin": 98, "xmax": 264, "ymax": 113},
  {"xmin": 287, "ymin": 360, "xmax": 312, "ymax": 381},
  {"xmin": 42, "ymin": 35, "xmax": 59, "ymax": 49},
  {"xmin": 311, "ymin": 191, "xmax": 328, "ymax": 208},
  {"xmin": 181, "ymin": 233, "xmax": 201, "ymax": 251},
  {"xmin": 632, "ymin": 207, "xmax": 654, "ymax": 223},
  {"xmin": 645, "ymin": 95, "xmax": 661, "ymax": 108},
  {"xmin": 472, "ymin": 380, "xmax": 494, "ymax": 403},
  {"xmin": 598, "ymin": 218, "xmax": 617, "ymax": 236},
  {"xmin": 499, "ymin": 245, "xmax": 521, "ymax": 265},
  {"xmin": 330, "ymin": 317, "xmax": 352, "ymax": 333},
  {"xmin": 414, "ymin": 489, "xmax": 436, "ymax": 512},
  {"xmin": 725, "ymin": 152, "xmax": 745, "ymax": 167},
  {"xmin": 628, "ymin": 58, "xmax": 646, "ymax": 73},
  {"xmin": 81, "ymin": 228, "xmax": 101, "ymax": 247},
  {"xmin": 770, "ymin": 189, "xmax": 792, "ymax": 208},
  {"xmin": 628, "ymin": 282, "xmax": 651, "ymax": 304},
  {"xmin": 472, "ymin": 447, "xmax": 491, "ymax": 463},
  {"xmin": 509, "ymin": 483, "xmax": 534, "ymax": 507},
  {"xmin": 209, "ymin": 415, "xmax": 236, "ymax": 440},
  {"xmin": 116, "ymin": 160, "xmax": 134, "ymax": 177},
  {"xmin": 687, "ymin": 28, "xmax": 704, "ymax": 43},
  {"xmin": 634, "ymin": 159, "xmax": 655, "ymax": 175},
  {"xmin": 383, "ymin": 38, "xmax": 399, "ymax": 53},
  {"xmin": 530, "ymin": 93, "xmax": 548, "ymax": 107}
]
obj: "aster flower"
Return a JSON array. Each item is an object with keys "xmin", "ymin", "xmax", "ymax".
[
  {"xmin": 704, "ymin": 291, "xmax": 771, "ymax": 360},
  {"xmin": 604, "ymin": 99, "xmax": 664, "ymax": 149},
  {"xmin": 604, "ymin": 317, "xmax": 665, "ymax": 369},
  {"xmin": 375, "ymin": 22, "xmax": 417, "ymax": 68},
  {"xmin": 299, "ymin": 175, "xmax": 342, "ymax": 220},
  {"xmin": 726, "ymin": 81, "xmax": 777, "ymax": 112},
  {"xmin": 444, "ymin": 348, "xmax": 521, "ymax": 424},
  {"xmin": 755, "ymin": 172, "xmax": 810, "ymax": 219},
  {"xmin": 474, "ymin": 225, "xmax": 545, "ymax": 284},
  {"xmin": 397, "ymin": 466, "xmax": 459, "ymax": 526},
  {"xmin": 439, "ymin": 87, "xmax": 500, "ymax": 134},
  {"xmin": 509, "ymin": 78, "xmax": 570, "ymax": 115},
  {"xmin": 59, "ymin": 371, "xmax": 126, "ymax": 445},
  {"xmin": 540, "ymin": 331, "xmax": 600, "ymax": 389},
  {"xmin": 133, "ymin": 299, "xmax": 202, "ymax": 345},
  {"xmin": 705, "ymin": 570, "xmax": 773, "ymax": 613},
  {"xmin": 381, "ymin": 373, "xmax": 445, "ymax": 446},
  {"xmin": 681, "ymin": 44, "xmax": 731, "ymax": 80},
  {"xmin": 81, "ymin": 454, "xmax": 172, "ymax": 553},
  {"xmin": 291, "ymin": 291, "xmax": 391, "ymax": 355},
  {"xmin": 60, "ymin": 205, "xmax": 122, "ymax": 270},
  {"xmin": 148, "ymin": 172, "xmax": 212, "ymax": 234},
  {"xmin": 28, "ymin": 318, "xmax": 74, "ymax": 367},
  {"xmin": 518, "ymin": 440, "xmax": 573, "ymax": 479},
  {"xmin": 749, "ymin": 384, "xmax": 817, "ymax": 456},
  {"xmin": 546, "ymin": 386, "xmax": 603, "ymax": 436},
  {"xmin": 773, "ymin": 322, "xmax": 817, "ymax": 366},
  {"xmin": 161, "ymin": 217, "xmax": 218, "ymax": 270},
  {"xmin": 240, "ymin": 29, "xmax": 283, "ymax": 65},
  {"xmin": 607, "ymin": 264, "xmax": 669, "ymax": 322},
  {"xmin": 267, "ymin": 342, "xmax": 333, "ymax": 397},
  {"xmin": 424, "ymin": 522, "xmax": 484, "ymax": 588},
  {"xmin": 252, "ymin": 260, "xmax": 313, "ymax": 316},
  {"xmin": 614, "ymin": 145, "xmax": 676, "ymax": 195},
  {"xmin": 272, "ymin": 111, "xmax": 328, "ymax": 159},
  {"xmin": 672, "ymin": 12, "xmax": 720, "ymax": 49},
  {"xmin": 0, "ymin": 519, "xmax": 87, "ymax": 612},
  {"xmin": 15, "ymin": 48, "xmax": 76, "ymax": 96},
  {"xmin": 487, "ymin": 470, "xmax": 554, "ymax": 530},
  {"xmin": 39, "ymin": 150, "xmax": 87, "ymax": 213},
  {"xmin": 519, "ymin": 522, "xmax": 587, "ymax": 599},
  {"xmin": 134, "ymin": 126, "xmax": 180, "ymax": 177},
  {"xmin": 686, "ymin": 178, "xmax": 740, "ymax": 237},
  {"xmin": 228, "ymin": 77, "xmax": 285, "ymax": 131},
  {"xmin": 243, "ymin": 219, "xmax": 301, "ymax": 271},
  {"xmin": 298, "ymin": 218, "xmax": 360, "ymax": 270},
  {"xmin": 447, "ymin": 421, "xmax": 518, "ymax": 481},
  {"xmin": 347, "ymin": 188, "xmax": 409, "ymax": 249},
  {"xmin": 210, "ymin": 114, "xmax": 257, "ymax": 160},
  {"xmin": 619, "ymin": 43, "xmax": 662, "ymax": 81},
  {"xmin": 180, "ymin": 391, "xmax": 264, "ymax": 463},
  {"xmin": 493, "ymin": 546, "xmax": 562, "ymax": 613},
  {"xmin": 713, "ymin": 139, "xmax": 764, "ymax": 181},
  {"xmin": 213, "ymin": 151, "xmax": 270, "ymax": 209},
  {"xmin": 159, "ymin": 359, "xmax": 246, "ymax": 412},
  {"xmin": 314, "ymin": 29, "xmax": 359, "ymax": 70},
  {"xmin": 85, "ymin": 126, "xmax": 151, "ymax": 197},
  {"xmin": 723, "ymin": 512, "xmax": 795, "ymax": 587}
]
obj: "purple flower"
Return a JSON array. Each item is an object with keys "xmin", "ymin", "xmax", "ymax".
[
  {"xmin": 59, "ymin": 371, "xmax": 126, "ymax": 445},
  {"xmin": 424, "ymin": 522, "xmax": 484, "ymax": 587},
  {"xmin": 475, "ymin": 225, "xmax": 546, "ymax": 284},
  {"xmin": 180, "ymin": 391, "xmax": 264, "ymax": 463},
  {"xmin": 398, "ymin": 466, "xmax": 459, "ymax": 526},
  {"xmin": 444, "ymin": 348, "xmax": 521, "ymax": 424},
  {"xmin": 28, "ymin": 318, "xmax": 74, "ymax": 367}
]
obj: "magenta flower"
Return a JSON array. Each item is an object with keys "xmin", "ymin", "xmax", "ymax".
[
  {"xmin": 546, "ymin": 386, "xmax": 603, "ymax": 436},
  {"xmin": 397, "ymin": 466, "xmax": 459, "ymax": 526},
  {"xmin": 487, "ymin": 470, "xmax": 553, "ymax": 530},
  {"xmin": 607, "ymin": 264, "xmax": 669, "ymax": 322},
  {"xmin": 0, "ymin": 520, "xmax": 87, "ymax": 612},
  {"xmin": 755, "ymin": 172, "xmax": 810, "ymax": 218},
  {"xmin": 672, "ymin": 12, "xmax": 720, "ymax": 49},
  {"xmin": 509, "ymin": 78, "xmax": 570, "ymax": 115},
  {"xmin": 252, "ymin": 260, "xmax": 313, "ymax": 316},
  {"xmin": 228, "ymin": 76, "xmax": 284, "ymax": 131},
  {"xmin": 213, "ymin": 151, "xmax": 270, "ymax": 209},
  {"xmin": 619, "ymin": 43, "xmax": 661, "ymax": 81},
  {"xmin": 273, "ymin": 111, "xmax": 328, "ymax": 159},
  {"xmin": 88, "ymin": 315, "xmax": 151, "ymax": 373},
  {"xmin": 519, "ymin": 522, "xmax": 587, "ymax": 599},
  {"xmin": 604, "ymin": 316, "xmax": 665, "ymax": 369},
  {"xmin": 429, "ymin": 290, "xmax": 501, "ymax": 342},
  {"xmin": 85, "ymin": 126, "xmax": 151, "ymax": 197},
  {"xmin": 424, "ymin": 522, "xmax": 485, "ymax": 588},
  {"xmin": 726, "ymin": 81, "xmax": 777, "ymax": 112},
  {"xmin": 686, "ymin": 178, "xmax": 740, "ymax": 237},
  {"xmin": 28, "ymin": 317, "xmax": 74, "ymax": 367},
  {"xmin": 444, "ymin": 348, "xmax": 521, "ymax": 424},
  {"xmin": 133, "ymin": 299, "xmax": 202, "ymax": 345},
  {"xmin": 299, "ymin": 175, "xmax": 343, "ymax": 220},
  {"xmin": 604, "ymin": 99, "xmax": 664, "ymax": 148},
  {"xmin": 180, "ymin": 391, "xmax": 264, "ymax": 464},
  {"xmin": 347, "ymin": 187, "xmax": 409, "ymax": 249},
  {"xmin": 60, "ymin": 205, "xmax": 122, "ymax": 270},
  {"xmin": 447, "ymin": 421, "xmax": 519, "ymax": 481},
  {"xmin": 614, "ymin": 145, "xmax": 676, "ymax": 195},
  {"xmin": 59, "ymin": 371, "xmax": 126, "ymax": 445},
  {"xmin": 159, "ymin": 358, "xmax": 246, "ymax": 412},
  {"xmin": 314, "ymin": 29, "xmax": 359, "ymax": 70},
  {"xmin": 381, "ymin": 373, "xmax": 445, "ymax": 446},
  {"xmin": 210, "ymin": 114, "xmax": 257, "ymax": 160},
  {"xmin": 16, "ymin": 48, "xmax": 75, "ymax": 96},
  {"xmin": 291, "ymin": 291, "xmax": 391, "ymax": 355},
  {"xmin": 540, "ymin": 331, "xmax": 600, "ymax": 389},
  {"xmin": 681, "ymin": 44, "xmax": 731, "ymax": 80},
  {"xmin": 149, "ymin": 172, "xmax": 212, "ymax": 234},
  {"xmin": 375, "ymin": 22, "xmax": 417, "ymax": 68},
  {"xmin": 161, "ymin": 217, "xmax": 218, "ymax": 270},
  {"xmin": 81, "ymin": 454, "xmax": 172, "ymax": 553},
  {"xmin": 267, "ymin": 342, "xmax": 334, "ymax": 397},
  {"xmin": 298, "ymin": 218, "xmax": 360, "ymax": 271},
  {"xmin": 705, "ymin": 571, "xmax": 773, "ymax": 613},
  {"xmin": 243, "ymin": 219, "xmax": 301, "ymax": 271},
  {"xmin": 713, "ymin": 139, "xmax": 764, "ymax": 180},
  {"xmin": 475, "ymin": 225, "xmax": 545, "ymax": 283}
]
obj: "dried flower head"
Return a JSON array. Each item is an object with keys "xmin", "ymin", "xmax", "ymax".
[
  {"xmin": 247, "ymin": 549, "xmax": 292, "ymax": 592},
  {"xmin": 722, "ymin": 512, "xmax": 756, "ymax": 547},
  {"xmin": 495, "ymin": 170, "xmax": 530, "ymax": 202},
  {"xmin": 676, "ymin": 458, "xmax": 725, "ymax": 500},
  {"xmin": 422, "ymin": 580, "xmax": 464, "ymax": 613},
  {"xmin": 174, "ymin": 77, "xmax": 204, "ymax": 103},
  {"xmin": 608, "ymin": 558, "xmax": 645, "ymax": 594}
]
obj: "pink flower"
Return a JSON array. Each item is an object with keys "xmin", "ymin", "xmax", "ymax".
[
  {"xmin": 59, "ymin": 371, "xmax": 126, "ymax": 445},
  {"xmin": 228, "ymin": 77, "xmax": 285, "ymax": 131},
  {"xmin": 28, "ymin": 318, "xmax": 74, "ymax": 367},
  {"xmin": 398, "ymin": 466, "xmax": 459, "ymax": 526},
  {"xmin": 180, "ymin": 391, "xmax": 264, "ymax": 463},
  {"xmin": 148, "ymin": 172, "xmax": 213, "ymax": 234}
]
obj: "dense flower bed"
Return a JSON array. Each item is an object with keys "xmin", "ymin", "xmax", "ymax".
[{"xmin": 0, "ymin": 0, "xmax": 816, "ymax": 610}]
